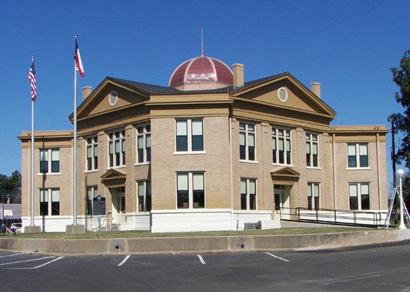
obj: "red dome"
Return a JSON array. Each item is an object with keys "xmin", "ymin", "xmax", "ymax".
[{"xmin": 169, "ymin": 56, "xmax": 233, "ymax": 91}]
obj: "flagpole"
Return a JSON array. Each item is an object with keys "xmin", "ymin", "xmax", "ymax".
[
  {"xmin": 73, "ymin": 37, "xmax": 78, "ymax": 226},
  {"xmin": 30, "ymin": 56, "xmax": 35, "ymax": 227}
]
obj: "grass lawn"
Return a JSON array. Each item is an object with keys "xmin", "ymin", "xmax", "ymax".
[{"xmin": 0, "ymin": 226, "xmax": 373, "ymax": 240}]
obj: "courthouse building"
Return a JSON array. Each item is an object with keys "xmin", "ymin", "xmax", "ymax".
[{"xmin": 19, "ymin": 54, "xmax": 388, "ymax": 232}]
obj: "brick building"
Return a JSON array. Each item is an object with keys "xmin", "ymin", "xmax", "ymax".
[{"xmin": 19, "ymin": 55, "xmax": 388, "ymax": 232}]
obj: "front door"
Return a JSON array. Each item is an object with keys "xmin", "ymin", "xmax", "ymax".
[
  {"xmin": 274, "ymin": 185, "xmax": 290, "ymax": 219},
  {"xmin": 111, "ymin": 187, "xmax": 125, "ymax": 224}
]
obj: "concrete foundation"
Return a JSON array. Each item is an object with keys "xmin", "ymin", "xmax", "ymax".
[
  {"xmin": 24, "ymin": 225, "xmax": 41, "ymax": 234},
  {"xmin": 66, "ymin": 224, "xmax": 86, "ymax": 234}
]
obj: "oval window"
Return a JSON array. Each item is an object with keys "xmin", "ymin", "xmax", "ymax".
[
  {"xmin": 277, "ymin": 87, "xmax": 288, "ymax": 103},
  {"xmin": 108, "ymin": 91, "xmax": 118, "ymax": 106}
]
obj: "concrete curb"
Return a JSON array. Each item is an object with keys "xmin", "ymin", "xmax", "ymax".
[{"xmin": 0, "ymin": 229, "xmax": 409, "ymax": 256}]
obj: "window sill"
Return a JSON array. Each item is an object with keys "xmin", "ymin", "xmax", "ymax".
[
  {"xmin": 84, "ymin": 169, "xmax": 98, "ymax": 174},
  {"xmin": 135, "ymin": 162, "xmax": 151, "ymax": 166},
  {"xmin": 240, "ymin": 160, "xmax": 259, "ymax": 164},
  {"xmin": 37, "ymin": 172, "xmax": 62, "ymax": 176},
  {"xmin": 346, "ymin": 167, "xmax": 371, "ymax": 170},
  {"xmin": 306, "ymin": 166, "xmax": 322, "ymax": 170},
  {"xmin": 173, "ymin": 151, "xmax": 206, "ymax": 155},
  {"xmin": 106, "ymin": 166, "xmax": 126, "ymax": 170},
  {"xmin": 272, "ymin": 163, "xmax": 293, "ymax": 167}
]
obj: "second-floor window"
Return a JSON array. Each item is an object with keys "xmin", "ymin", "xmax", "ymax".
[
  {"xmin": 272, "ymin": 128, "xmax": 291, "ymax": 165},
  {"xmin": 108, "ymin": 130, "xmax": 125, "ymax": 168},
  {"xmin": 347, "ymin": 143, "xmax": 368, "ymax": 168},
  {"xmin": 239, "ymin": 122, "xmax": 255, "ymax": 161},
  {"xmin": 137, "ymin": 124, "xmax": 151, "ymax": 164},
  {"xmin": 40, "ymin": 149, "xmax": 60, "ymax": 174},
  {"xmin": 86, "ymin": 136, "xmax": 98, "ymax": 171},
  {"xmin": 306, "ymin": 133, "xmax": 319, "ymax": 167},
  {"xmin": 176, "ymin": 119, "xmax": 203, "ymax": 152}
]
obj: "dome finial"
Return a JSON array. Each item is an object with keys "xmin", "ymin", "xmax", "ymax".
[{"xmin": 200, "ymin": 27, "xmax": 204, "ymax": 57}]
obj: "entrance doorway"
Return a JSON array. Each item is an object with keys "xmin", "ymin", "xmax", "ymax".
[
  {"xmin": 111, "ymin": 187, "xmax": 125, "ymax": 224},
  {"xmin": 274, "ymin": 185, "xmax": 291, "ymax": 219}
]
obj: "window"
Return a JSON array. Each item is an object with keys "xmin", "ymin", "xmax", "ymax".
[
  {"xmin": 272, "ymin": 128, "xmax": 291, "ymax": 165},
  {"xmin": 39, "ymin": 188, "xmax": 60, "ymax": 216},
  {"xmin": 349, "ymin": 183, "xmax": 370, "ymax": 210},
  {"xmin": 86, "ymin": 136, "xmax": 98, "ymax": 171},
  {"xmin": 40, "ymin": 149, "xmax": 48, "ymax": 173},
  {"xmin": 39, "ymin": 149, "xmax": 60, "ymax": 174},
  {"xmin": 240, "ymin": 178, "xmax": 257, "ymax": 210},
  {"xmin": 86, "ymin": 186, "xmax": 97, "ymax": 215},
  {"xmin": 108, "ymin": 130, "xmax": 125, "ymax": 167},
  {"xmin": 176, "ymin": 119, "xmax": 203, "ymax": 152},
  {"xmin": 137, "ymin": 124, "xmax": 151, "ymax": 164},
  {"xmin": 137, "ymin": 181, "xmax": 151, "ymax": 212},
  {"xmin": 347, "ymin": 143, "xmax": 368, "ymax": 168},
  {"xmin": 177, "ymin": 172, "xmax": 204, "ymax": 209},
  {"xmin": 308, "ymin": 183, "xmax": 320, "ymax": 210},
  {"xmin": 306, "ymin": 133, "xmax": 319, "ymax": 167},
  {"xmin": 239, "ymin": 122, "xmax": 256, "ymax": 161}
]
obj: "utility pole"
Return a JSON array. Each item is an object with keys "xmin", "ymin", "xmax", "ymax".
[{"xmin": 391, "ymin": 118, "xmax": 397, "ymax": 187}]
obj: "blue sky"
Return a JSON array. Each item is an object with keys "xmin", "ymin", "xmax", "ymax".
[{"xmin": 1, "ymin": 0, "xmax": 409, "ymax": 184}]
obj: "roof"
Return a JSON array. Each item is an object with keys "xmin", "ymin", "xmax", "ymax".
[
  {"xmin": 107, "ymin": 76, "xmax": 232, "ymax": 95},
  {"xmin": 169, "ymin": 56, "xmax": 233, "ymax": 88},
  {"xmin": 18, "ymin": 130, "xmax": 73, "ymax": 141}
]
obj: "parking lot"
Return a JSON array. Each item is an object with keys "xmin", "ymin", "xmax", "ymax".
[{"xmin": 1, "ymin": 242, "xmax": 410, "ymax": 291}]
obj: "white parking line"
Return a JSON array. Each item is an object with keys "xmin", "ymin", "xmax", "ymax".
[
  {"xmin": 197, "ymin": 254, "xmax": 206, "ymax": 265},
  {"xmin": 118, "ymin": 255, "xmax": 131, "ymax": 267},
  {"xmin": 0, "ymin": 253, "xmax": 23, "ymax": 259},
  {"xmin": 265, "ymin": 252, "xmax": 289, "ymax": 263},
  {"xmin": 0, "ymin": 256, "xmax": 55, "ymax": 266},
  {"xmin": 9, "ymin": 256, "xmax": 64, "ymax": 270}
]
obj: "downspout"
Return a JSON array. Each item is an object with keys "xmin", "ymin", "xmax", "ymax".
[
  {"xmin": 376, "ymin": 132, "xmax": 382, "ymax": 210},
  {"xmin": 332, "ymin": 133, "xmax": 337, "ymax": 210},
  {"xmin": 229, "ymin": 114, "xmax": 234, "ymax": 228}
]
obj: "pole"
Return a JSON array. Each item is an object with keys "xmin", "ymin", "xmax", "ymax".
[
  {"xmin": 30, "ymin": 98, "xmax": 35, "ymax": 226},
  {"xmin": 391, "ymin": 120, "xmax": 397, "ymax": 187},
  {"xmin": 398, "ymin": 169, "xmax": 406, "ymax": 230},
  {"xmin": 30, "ymin": 55, "xmax": 35, "ymax": 227},
  {"xmin": 72, "ymin": 47, "xmax": 78, "ymax": 225}
]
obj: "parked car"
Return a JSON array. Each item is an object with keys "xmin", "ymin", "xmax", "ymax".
[{"xmin": 10, "ymin": 223, "xmax": 22, "ymax": 234}]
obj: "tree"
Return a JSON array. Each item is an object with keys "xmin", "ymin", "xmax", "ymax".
[
  {"xmin": 391, "ymin": 50, "xmax": 410, "ymax": 202},
  {"xmin": 0, "ymin": 170, "xmax": 21, "ymax": 204}
]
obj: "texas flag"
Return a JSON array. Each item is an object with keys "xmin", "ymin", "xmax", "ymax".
[{"xmin": 74, "ymin": 37, "xmax": 85, "ymax": 77}]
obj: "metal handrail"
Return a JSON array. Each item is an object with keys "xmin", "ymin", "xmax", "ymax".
[{"xmin": 280, "ymin": 207, "xmax": 387, "ymax": 227}]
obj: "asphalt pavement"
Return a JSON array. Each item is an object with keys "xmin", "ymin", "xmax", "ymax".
[{"xmin": 0, "ymin": 242, "xmax": 410, "ymax": 291}]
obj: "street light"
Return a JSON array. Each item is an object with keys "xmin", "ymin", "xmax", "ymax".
[{"xmin": 397, "ymin": 169, "xmax": 406, "ymax": 230}]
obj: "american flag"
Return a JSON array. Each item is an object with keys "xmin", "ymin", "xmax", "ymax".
[
  {"xmin": 28, "ymin": 58, "xmax": 37, "ymax": 101},
  {"xmin": 74, "ymin": 37, "xmax": 85, "ymax": 77}
]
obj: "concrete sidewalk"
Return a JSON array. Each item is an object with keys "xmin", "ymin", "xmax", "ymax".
[{"xmin": 0, "ymin": 229, "xmax": 409, "ymax": 256}]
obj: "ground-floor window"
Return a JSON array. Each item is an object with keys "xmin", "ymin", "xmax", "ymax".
[
  {"xmin": 40, "ymin": 188, "xmax": 60, "ymax": 216},
  {"xmin": 177, "ymin": 172, "xmax": 204, "ymax": 209},
  {"xmin": 240, "ymin": 178, "xmax": 257, "ymax": 210},
  {"xmin": 307, "ymin": 183, "xmax": 320, "ymax": 210},
  {"xmin": 349, "ymin": 183, "xmax": 370, "ymax": 210},
  {"xmin": 137, "ymin": 180, "xmax": 151, "ymax": 212},
  {"xmin": 87, "ymin": 186, "xmax": 98, "ymax": 215}
]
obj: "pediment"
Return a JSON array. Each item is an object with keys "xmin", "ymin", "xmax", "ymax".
[
  {"xmin": 232, "ymin": 73, "xmax": 335, "ymax": 118},
  {"xmin": 271, "ymin": 167, "xmax": 300, "ymax": 180},
  {"xmin": 101, "ymin": 168, "xmax": 126, "ymax": 181},
  {"xmin": 76, "ymin": 78, "xmax": 149, "ymax": 120}
]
